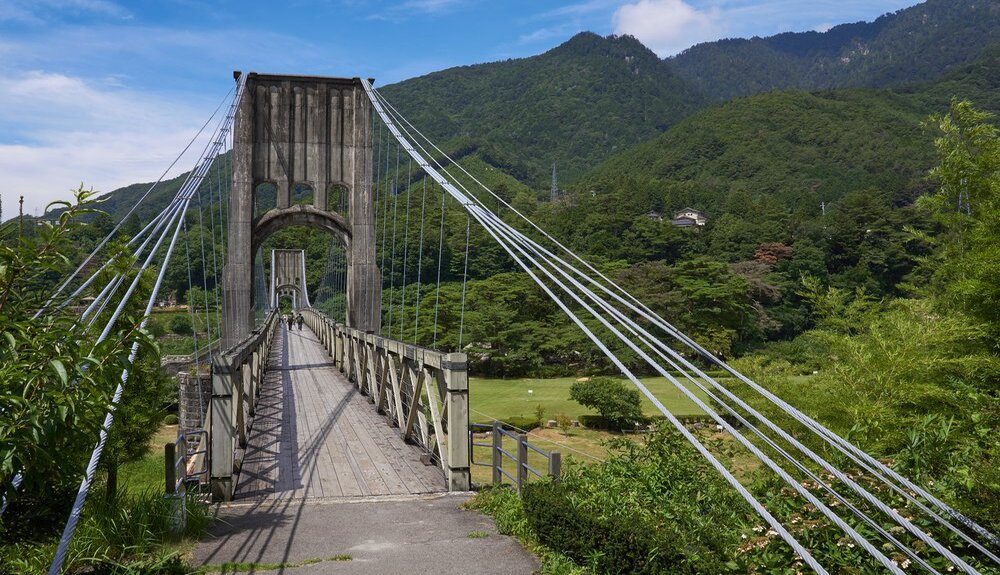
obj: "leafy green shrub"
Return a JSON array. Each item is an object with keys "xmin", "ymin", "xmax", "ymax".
[
  {"xmin": 168, "ymin": 315, "xmax": 193, "ymax": 336},
  {"xmin": 522, "ymin": 481, "xmax": 601, "ymax": 563},
  {"xmin": 569, "ymin": 377, "xmax": 644, "ymax": 430},
  {"xmin": 501, "ymin": 416, "xmax": 540, "ymax": 432},
  {"xmin": 533, "ymin": 404, "xmax": 546, "ymax": 427},
  {"xmin": 518, "ymin": 426, "xmax": 742, "ymax": 574},
  {"xmin": 146, "ymin": 320, "xmax": 166, "ymax": 338},
  {"xmin": 163, "ymin": 414, "xmax": 179, "ymax": 425},
  {"xmin": 554, "ymin": 414, "xmax": 572, "ymax": 434}
]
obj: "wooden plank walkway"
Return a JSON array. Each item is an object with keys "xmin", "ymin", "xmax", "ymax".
[{"xmin": 234, "ymin": 324, "xmax": 445, "ymax": 500}]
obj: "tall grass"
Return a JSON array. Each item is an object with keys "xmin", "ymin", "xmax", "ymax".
[{"xmin": 0, "ymin": 490, "xmax": 212, "ymax": 574}]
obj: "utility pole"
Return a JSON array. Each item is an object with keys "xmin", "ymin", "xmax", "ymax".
[
  {"xmin": 820, "ymin": 201, "xmax": 826, "ymax": 217},
  {"xmin": 550, "ymin": 163, "xmax": 558, "ymax": 202},
  {"xmin": 18, "ymin": 195, "xmax": 24, "ymax": 237}
]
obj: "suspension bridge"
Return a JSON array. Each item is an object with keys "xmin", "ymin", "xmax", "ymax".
[{"xmin": 8, "ymin": 71, "xmax": 1000, "ymax": 574}]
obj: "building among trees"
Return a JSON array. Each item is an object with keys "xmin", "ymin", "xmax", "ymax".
[{"xmin": 671, "ymin": 208, "xmax": 707, "ymax": 227}]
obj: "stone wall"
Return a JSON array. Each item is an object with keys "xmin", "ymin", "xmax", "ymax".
[{"xmin": 178, "ymin": 371, "xmax": 212, "ymax": 435}]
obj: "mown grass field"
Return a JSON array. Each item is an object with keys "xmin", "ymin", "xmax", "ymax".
[{"xmin": 469, "ymin": 375, "xmax": 715, "ymax": 424}]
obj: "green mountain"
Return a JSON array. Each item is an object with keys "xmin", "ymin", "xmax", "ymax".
[
  {"xmin": 670, "ymin": 0, "xmax": 1000, "ymax": 102},
  {"xmin": 380, "ymin": 32, "xmax": 705, "ymax": 188}
]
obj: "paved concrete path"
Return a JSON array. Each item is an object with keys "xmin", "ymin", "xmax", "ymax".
[
  {"xmin": 235, "ymin": 325, "xmax": 444, "ymax": 499},
  {"xmin": 192, "ymin": 493, "xmax": 539, "ymax": 574}
]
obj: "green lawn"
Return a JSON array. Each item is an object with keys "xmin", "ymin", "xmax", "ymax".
[
  {"xmin": 117, "ymin": 424, "xmax": 177, "ymax": 495},
  {"xmin": 149, "ymin": 309, "xmax": 219, "ymax": 356},
  {"xmin": 469, "ymin": 375, "xmax": 716, "ymax": 424}
]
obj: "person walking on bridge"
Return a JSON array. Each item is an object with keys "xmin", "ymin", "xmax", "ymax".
[
  {"xmin": 296, "ymin": 313, "xmax": 304, "ymax": 330},
  {"xmin": 287, "ymin": 314, "xmax": 294, "ymax": 331}
]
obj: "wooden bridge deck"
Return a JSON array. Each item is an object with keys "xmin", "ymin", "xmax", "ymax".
[{"xmin": 234, "ymin": 325, "xmax": 445, "ymax": 500}]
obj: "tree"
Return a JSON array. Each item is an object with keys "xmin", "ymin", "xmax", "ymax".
[
  {"xmin": 170, "ymin": 315, "xmax": 193, "ymax": 336},
  {"xmin": 921, "ymin": 100, "xmax": 1000, "ymax": 336},
  {"xmin": 0, "ymin": 187, "xmax": 155, "ymax": 509},
  {"xmin": 99, "ymin": 351, "xmax": 172, "ymax": 501},
  {"xmin": 569, "ymin": 377, "xmax": 644, "ymax": 430}
]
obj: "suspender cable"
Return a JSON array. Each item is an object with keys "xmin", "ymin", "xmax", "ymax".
[
  {"xmin": 205, "ymin": 168, "xmax": 222, "ymax": 356},
  {"xmin": 413, "ymin": 175, "xmax": 427, "ymax": 344},
  {"xmin": 371, "ymin": 114, "xmax": 384, "ymax": 326},
  {"xmin": 195, "ymin": 186, "xmax": 214, "ymax": 358},
  {"xmin": 387, "ymin": 143, "xmax": 400, "ymax": 334},
  {"xmin": 379, "ymin": 127, "xmax": 392, "ymax": 333},
  {"xmin": 457, "ymin": 214, "xmax": 470, "ymax": 352},
  {"xmin": 35, "ymin": 84, "xmax": 234, "ymax": 318},
  {"xmin": 432, "ymin": 185, "xmax": 445, "ymax": 349},
  {"xmin": 363, "ymin": 80, "xmax": 995, "ymax": 573},
  {"xmin": 183, "ymin": 218, "xmax": 201, "ymax": 374},
  {"xmin": 47, "ymin": 75, "xmax": 244, "ymax": 574},
  {"xmin": 371, "ymin": 83, "xmax": 999, "ymax": 557},
  {"xmin": 400, "ymin": 157, "xmax": 412, "ymax": 340}
]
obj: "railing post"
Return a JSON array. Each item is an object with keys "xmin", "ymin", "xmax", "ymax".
[
  {"xmin": 164, "ymin": 442, "xmax": 176, "ymax": 495},
  {"xmin": 210, "ymin": 356, "xmax": 235, "ymax": 501},
  {"xmin": 517, "ymin": 433, "xmax": 528, "ymax": 493},
  {"xmin": 236, "ymin": 363, "xmax": 248, "ymax": 448},
  {"xmin": 248, "ymin": 349, "xmax": 258, "ymax": 416},
  {"xmin": 177, "ymin": 435, "xmax": 188, "ymax": 490},
  {"xmin": 336, "ymin": 326, "xmax": 345, "ymax": 370},
  {"xmin": 549, "ymin": 452, "xmax": 562, "ymax": 483},
  {"xmin": 443, "ymin": 352, "xmax": 470, "ymax": 491},
  {"xmin": 491, "ymin": 421, "xmax": 502, "ymax": 485}
]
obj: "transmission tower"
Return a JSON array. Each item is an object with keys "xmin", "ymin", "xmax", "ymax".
[{"xmin": 550, "ymin": 163, "xmax": 559, "ymax": 201}]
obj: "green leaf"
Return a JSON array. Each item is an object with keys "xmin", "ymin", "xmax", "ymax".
[{"xmin": 50, "ymin": 359, "xmax": 68, "ymax": 385}]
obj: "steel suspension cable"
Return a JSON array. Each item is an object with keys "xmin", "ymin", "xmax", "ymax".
[
  {"xmin": 413, "ymin": 175, "xmax": 427, "ymax": 344},
  {"xmin": 195, "ymin": 186, "xmax": 214, "ymax": 359},
  {"xmin": 183, "ymin": 218, "xmax": 202, "ymax": 375},
  {"xmin": 432, "ymin": 185, "xmax": 446, "ymax": 349},
  {"xmin": 387, "ymin": 144, "xmax": 400, "ymax": 333},
  {"xmin": 457, "ymin": 214, "xmax": 470, "ymax": 351},
  {"xmin": 367, "ymin": 83, "xmax": 999, "ymax": 559},
  {"xmin": 36, "ymin": 85, "xmax": 234, "ymax": 318},
  {"xmin": 47, "ymin": 75, "xmax": 244, "ymax": 574},
  {"xmin": 455, "ymin": 190, "xmax": 912, "ymax": 573},
  {"xmin": 358, "ymin": 82, "xmax": 992, "ymax": 575},
  {"xmin": 485, "ymin": 214, "xmax": 948, "ymax": 574},
  {"xmin": 400, "ymin": 157, "xmax": 413, "ymax": 340}
]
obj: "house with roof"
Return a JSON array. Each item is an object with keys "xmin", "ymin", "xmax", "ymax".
[{"xmin": 671, "ymin": 208, "xmax": 707, "ymax": 228}]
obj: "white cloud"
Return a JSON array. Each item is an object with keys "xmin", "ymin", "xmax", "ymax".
[
  {"xmin": 815, "ymin": 22, "xmax": 834, "ymax": 32},
  {"xmin": 0, "ymin": 0, "xmax": 130, "ymax": 24},
  {"xmin": 613, "ymin": 0, "xmax": 723, "ymax": 57},
  {"xmin": 0, "ymin": 71, "xmax": 211, "ymax": 219}
]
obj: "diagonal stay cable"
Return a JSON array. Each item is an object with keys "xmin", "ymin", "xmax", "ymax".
[{"xmin": 367, "ymin": 82, "xmax": 999, "ymax": 560}]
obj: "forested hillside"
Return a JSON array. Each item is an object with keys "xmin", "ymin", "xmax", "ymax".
[
  {"xmin": 30, "ymin": 0, "xmax": 1000, "ymax": 370},
  {"xmin": 671, "ymin": 0, "xmax": 1000, "ymax": 101},
  {"xmin": 380, "ymin": 32, "xmax": 705, "ymax": 187}
]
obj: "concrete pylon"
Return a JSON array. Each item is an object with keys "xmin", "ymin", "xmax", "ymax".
[
  {"xmin": 223, "ymin": 72, "xmax": 380, "ymax": 349},
  {"xmin": 269, "ymin": 249, "xmax": 310, "ymax": 309}
]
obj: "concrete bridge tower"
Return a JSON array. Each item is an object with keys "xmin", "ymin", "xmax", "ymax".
[{"xmin": 223, "ymin": 72, "xmax": 380, "ymax": 348}]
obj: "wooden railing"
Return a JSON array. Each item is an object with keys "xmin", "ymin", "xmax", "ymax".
[
  {"xmin": 470, "ymin": 422, "xmax": 561, "ymax": 492},
  {"xmin": 207, "ymin": 310, "xmax": 280, "ymax": 501},
  {"xmin": 302, "ymin": 309, "xmax": 471, "ymax": 491}
]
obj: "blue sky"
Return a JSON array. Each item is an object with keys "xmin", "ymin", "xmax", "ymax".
[{"xmin": 0, "ymin": 0, "xmax": 920, "ymax": 217}]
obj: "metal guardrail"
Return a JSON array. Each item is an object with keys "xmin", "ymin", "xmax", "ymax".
[
  {"xmin": 470, "ymin": 421, "xmax": 561, "ymax": 492},
  {"xmin": 163, "ymin": 428, "xmax": 208, "ymax": 533}
]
